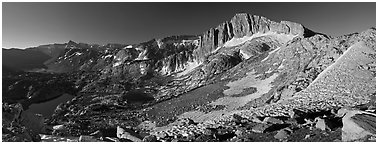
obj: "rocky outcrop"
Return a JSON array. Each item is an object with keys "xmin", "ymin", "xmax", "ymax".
[
  {"xmin": 194, "ymin": 13, "xmax": 315, "ymax": 62},
  {"xmin": 2, "ymin": 103, "xmax": 45, "ymax": 142},
  {"xmin": 337, "ymin": 108, "xmax": 376, "ymax": 142},
  {"xmin": 145, "ymin": 27, "xmax": 375, "ymax": 142},
  {"xmin": 241, "ymin": 28, "xmax": 376, "ymax": 117},
  {"xmin": 116, "ymin": 126, "xmax": 143, "ymax": 142}
]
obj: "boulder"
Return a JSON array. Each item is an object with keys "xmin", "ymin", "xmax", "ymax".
[
  {"xmin": 232, "ymin": 114, "xmax": 244, "ymax": 124},
  {"xmin": 234, "ymin": 129, "xmax": 244, "ymax": 137},
  {"xmin": 337, "ymin": 108, "xmax": 376, "ymax": 141},
  {"xmin": 116, "ymin": 126, "xmax": 142, "ymax": 142},
  {"xmin": 263, "ymin": 117, "xmax": 284, "ymax": 124},
  {"xmin": 314, "ymin": 117, "xmax": 330, "ymax": 131},
  {"xmin": 155, "ymin": 131, "xmax": 168, "ymax": 139},
  {"xmin": 203, "ymin": 128, "xmax": 217, "ymax": 136},
  {"xmin": 274, "ymin": 128, "xmax": 291, "ymax": 140},
  {"xmin": 52, "ymin": 124, "xmax": 67, "ymax": 136},
  {"xmin": 215, "ymin": 128, "xmax": 236, "ymax": 141},
  {"xmin": 52, "ymin": 125, "xmax": 65, "ymax": 131},
  {"xmin": 78, "ymin": 135, "xmax": 98, "ymax": 142},
  {"xmin": 143, "ymin": 135, "xmax": 158, "ymax": 142},
  {"xmin": 251, "ymin": 123, "xmax": 271, "ymax": 133}
]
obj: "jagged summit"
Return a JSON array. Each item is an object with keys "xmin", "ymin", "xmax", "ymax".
[
  {"xmin": 67, "ymin": 40, "xmax": 77, "ymax": 45},
  {"xmin": 191, "ymin": 13, "xmax": 320, "ymax": 62}
]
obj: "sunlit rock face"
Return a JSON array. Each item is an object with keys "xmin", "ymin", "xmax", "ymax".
[{"xmin": 194, "ymin": 13, "xmax": 315, "ymax": 63}]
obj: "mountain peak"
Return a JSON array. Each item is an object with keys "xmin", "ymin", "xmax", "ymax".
[
  {"xmin": 67, "ymin": 40, "xmax": 77, "ymax": 45},
  {"xmin": 194, "ymin": 12, "xmax": 317, "ymax": 62}
]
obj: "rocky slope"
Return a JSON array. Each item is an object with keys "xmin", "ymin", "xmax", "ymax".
[
  {"xmin": 2, "ymin": 13, "xmax": 375, "ymax": 142},
  {"xmin": 144, "ymin": 27, "xmax": 375, "ymax": 142}
]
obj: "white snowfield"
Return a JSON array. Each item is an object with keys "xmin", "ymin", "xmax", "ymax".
[
  {"xmin": 124, "ymin": 45, "xmax": 133, "ymax": 49},
  {"xmin": 223, "ymin": 31, "xmax": 297, "ymax": 48}
]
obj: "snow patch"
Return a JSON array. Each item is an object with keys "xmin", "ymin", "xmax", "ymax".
[
  {"xmin": 223, "ymin": 32, "xmax": 297, "ymax": 48},
  {"xmin": 124, "ymin": 45, "xmax": 133, "ymax": 49},
  {"xmin": 103, "ymin": 55, "xmax": 113, "ymax": 59},
  {"xmin": 223, "ymin": 32, "xmax": 267, "ymax": 47},
  {"xmin": 75, "ymin": 52, "xmax": 83, "ymax": 56},
  {"xmin": 140, "ymin": 63, "xmax": 147, "ymax": 74},
  {"xmin": 176, "ymin": 60, "xmax": 202, "ymax": 77},
  {"xmin": 261, "ymin": 46, "xmax": 282, "ymax": 62},
  {"xmin": 240, "ymin": 50, "xmax": 251, "ymax": 59},
  {"xmin": 269, "ymin": 46, "xmax": 282, "ymax": 55},
  {"xmin": 113, "ymin": 61, "xmax": 122, "ymax": 67}
]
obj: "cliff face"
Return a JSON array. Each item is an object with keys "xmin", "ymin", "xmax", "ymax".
[{"xmin": 194, "ymin": 13, "xmax": 314, "ymax": 62}]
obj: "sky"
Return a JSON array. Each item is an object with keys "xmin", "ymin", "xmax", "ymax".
[{"xmin": 2, "ymin": 2, "xmax": 376, "ymax": 49}]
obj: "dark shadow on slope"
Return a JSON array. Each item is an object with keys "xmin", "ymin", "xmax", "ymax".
[{"xmin": 121, "ymin": 90, "xmax": 154, "ymax": 103}]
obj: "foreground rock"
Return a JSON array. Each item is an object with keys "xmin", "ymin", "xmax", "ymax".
[
  {"xmin": 274, "ymin": 128, "xmax": 292, "ymax": 140},
  {"xmin": 337, "ymin": 108, "xmax": 376, "ymax": 142},
  {"xmin": 78, "ymin": 135, "xmax": 99, "ymax": 142},
  {"xmin": 2, "ymin": 103, "xmax": 44, "ymax": 142},
  {"xmin": 116, "ymin": 126, "xmax": 143, "ymax": 142},
  {"xmin": 314, "ymin": 117, "xmax": 330, "ymax": 131},
  {"xmin": 20, "ymin": 111, "xmax": 48, "ymax": 134}
]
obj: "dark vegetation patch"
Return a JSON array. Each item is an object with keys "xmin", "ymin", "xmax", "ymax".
[{"xmin": 121, "ymin": 90, "xmax": 154, "ymax": 103}]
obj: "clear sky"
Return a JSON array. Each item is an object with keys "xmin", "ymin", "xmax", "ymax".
[{"xmin": 2, "ymin": 2, "xmax": 376, "ymax": 48}]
